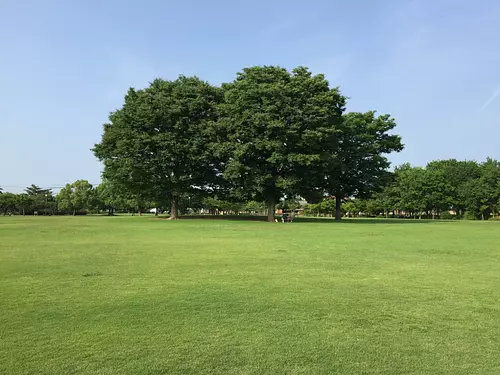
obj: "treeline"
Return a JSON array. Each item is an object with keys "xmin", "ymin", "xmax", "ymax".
[
  {"xmin": 92, "ymin": 65, "xmax": 403, "ymax": 221},
  {"xmin": 0, "ymin": 183, "xmax": 100, "ymax": 216},
  {"xmin": 304, "ymin": 158, "xmax": 500, "ymax": 220},
  {"xmin": 4, "ymin": 66, "xmax": 495, "ymax": 221},
  {"xmin": 2, "ymin": 157, "xmax": 499, "ymax": 220},
  {"xmin": 0, "ymin": 182, "xmax": 268, "ymax": 216}
]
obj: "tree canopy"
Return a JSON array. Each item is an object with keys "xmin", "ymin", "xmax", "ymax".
[
  {"xmin": 218, "ymin": 66, "xmax": 346, "ymax": 221},
  {"xmin": 93, "ymin": 76, "xmax": 223, "ymax": 219},
  {"xmin": 347, "ymin": 158, "xmax": 500, "ymax": 220},
  {"xmin": 3, "ymin": 65, "xmax": 413, "ymax": 221},
  {"xmin": 56, "ymin": 180, "xmax": 96, "ymax": 215},
  {"xmin": 317, "ymin": 111, "xmax": 403, "ymax": 219}
]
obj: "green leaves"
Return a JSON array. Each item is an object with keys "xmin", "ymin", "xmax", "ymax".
[
  {"xmin": 92, "ymin": 66, "xmax": 405, "ymax": 222},
  {"xmin": 355, "ymin": 158, "xmax": 500, "ymax": 220},
  {"xmin": 219, "ymin": 66, "xmax": 346, "ymax": 221},
  {"xmin": 56, "ymin": 180, "xmax": 96, "ymax": 215},
  {"xmin": 315, "ymin": 111, "xmax": 403, "ymax": 219},
  {"xmin": 93, "ymin": 76, "xmax": 223, "ymax": 218}
]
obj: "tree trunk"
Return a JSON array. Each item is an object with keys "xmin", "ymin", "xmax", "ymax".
[
  {"xmin": 432, "ymin": 211, "xmax": 435, "ymax": 220},
  {"xmin": 266, "ymin": 199, "xmax": 276, "ymax": 222},
  {"xmin": 335, "ymin": 193, "xmax": 342, "ymax": 221},
  {"xmin": 168, "ymin": 198, "xmax": 179, "ymax": 220},
  {"xmin": 22, "ymin": 208, "xmax": 25, "ymax": 216},
  {"xmin": 73, "ymin": 209, "xmax": 76, "ymax": 216},
  {"xmin": 482, "ymin": 212, "xmax": 485, "ymax": 221}
]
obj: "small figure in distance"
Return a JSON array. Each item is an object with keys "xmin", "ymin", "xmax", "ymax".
[{"xmin": 282, "ymin": 209, "xmax": 291, "ymax": 223}]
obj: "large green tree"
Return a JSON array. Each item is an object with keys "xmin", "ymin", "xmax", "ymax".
[
  {"xmin": 321, "ymin": 111, "xmax": 403, "ymax": 220},
  {"xmin": 218, "ymin": 66, "xmax": 345, "ymax": 222},
  {"xmin": 93, "ymin": 76, "xmax": 223, "ymax": 219}
]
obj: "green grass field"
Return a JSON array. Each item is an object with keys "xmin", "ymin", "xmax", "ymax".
[{"xmin": 1, "ymin": 216, "xmax": 500, "ymax": 374}]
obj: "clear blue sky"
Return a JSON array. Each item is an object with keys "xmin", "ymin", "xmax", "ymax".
[{"xmin": 1, "ymin": 0, "xmax": 499, "ymax": 192}]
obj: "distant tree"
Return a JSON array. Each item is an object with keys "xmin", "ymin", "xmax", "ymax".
[
  {"xmin": 73, "ymin": 180, "xmax": 97, "ymax": 213},
  {"xmin": 25, "ymin": 184, "xmax": 50, "ymax": 196},
  {"xmin": 455, "ymin": 158, "xmax": 500, "ymax": 220},
  {"xmin": 392, "ymin": 164, "xmax": 426, "ymax": 217},
  {"xmin": 303, "ymin": 197, "xmax": 337, "ymax": 217},
  {"xmin": 96, "ymin": 180, "xmax": 130, "ymax": 215},
  {"xmin": 374, "ymin": 187, "xmax": 398, "ymax": 218},
  {"xmin": 342, "ymin": 200, "xmax": 357, "ymax": 217},
  {"xmin": 459, "ymin": 179, "xmax": 495, "ymax": 220},
  {"xmin": 24, "ymin": 185, "xmax": 55, "ymax": 214},
  {"xmin": 320, "ymin": 111, "xmax": 403, "ymax": 220},
  {"xmin": 479, "ymin": 158, "xmax": 500, "ymax": 217},
  {"xmin": 56, "ymin": 180, "xmax": 95, "ymax": 215},
  {"xmin": 218, "ymin": 66, "xmax": 345, "ymax": 222},
  {"xmin": 201, "ymin": 197, "xmax": 242, "ymax": 215},
  {"xmin": 0, "ymin": 193, "xmax": 17, "ymax": 215},
  {"xmin": 421, "ymin": 168, "xmax": 454, "ymax": 218},
  {"xmin": 243, "ymin": 201, "xmax": 266, "ymax": 215},
  {"xmin": 427, "ymin": 159, "xmax": 481, "ymax": 215},
  {"xmin": 56, "ymin": 184, "xmax": 74, "ymax": 214},
  {"xmin": 93, "ymin": 76, "xmax": 223, "ymax": 220},
  {"xmin": 16, "ymin": 194, "xmax": 33, "ymax": 216}
]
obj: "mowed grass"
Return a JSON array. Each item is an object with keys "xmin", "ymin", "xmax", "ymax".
[{"xmin": 1, "ymin": 216, "xmax": 500, "ymax": 375}]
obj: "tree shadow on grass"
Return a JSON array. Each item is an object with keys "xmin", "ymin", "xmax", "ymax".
[
  {"xmin": 294, "ymin": 217, "xmax": 448, "ymax": 224},
  {"xmin": 152, "ymin": 215, "xmax": 267, "ymax": 222},
  {"xmin": 150, "ymin": 215, "xmax": 449, "ymax": 224}
]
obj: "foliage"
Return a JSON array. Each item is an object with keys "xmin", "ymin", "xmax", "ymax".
[
  {"xmin": 462, "ymin": 211, "xmax": 477, "ymax": 221},
  {"xmin": 242, "ymin": 201, "xmax": 266, "ymax": 214},
  {"xmin": 218, "ymin": 66, "xmax": 345, "ymax": 221},
  {"xmin": 303, "ymin": 197, "xmax": 337, "ymax": 216},
  {"xmin": 16, "ymin": 194, "xmax": 32, "ymax": 215},
  {"xmin": 439, "ymin": 211, "xmax": 455, "ymax": 220},
  {"xmin": 427, "ymin": 159, "xmax": 481, "ymax": 214},
  {"xmin": 319, "ymin": 111, "xmax": 403, "ymax": 220},
  {"xmin": 0, "ymin": 193, "xmax": 17, "ymax": 215},
  {"xmin": 96, "ymin": 180, "xmax": 137, "ymax": 214},
  {"xmin": 93, "ymin": 76, "xmax": 223, "ymax": 219},
  {"xmin": 22, "ymin": 185, "xmax": 56, "ymax": 214},
  {"xmin": 352, "ymin": 158, "xmax": 500, "ymax": 220},
  {"xmin": 201, "ymin": 197, "xmax": 243, "ymax": 214},
  {"xmin": 56, "ymin": 180, "xmax": 96, "ymax": 215}
]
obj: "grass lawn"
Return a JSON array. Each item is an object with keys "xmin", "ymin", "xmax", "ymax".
[{"xmin": 1, "ymin": 216, "xmax": 500, "ymax": 374}]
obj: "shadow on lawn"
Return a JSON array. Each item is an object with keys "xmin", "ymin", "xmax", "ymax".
[
  {"xmin": 294, "ymin": 217, "xmax": 446, "ymax": 224},
  {"xmin": 151, "ymin": 215, "xmax": 446, "ymax": 224}
]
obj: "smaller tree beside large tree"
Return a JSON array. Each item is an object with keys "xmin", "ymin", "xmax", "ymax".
[{"xmin": 320, "ymin": 111, "xmax": 403, "ymax": 220}]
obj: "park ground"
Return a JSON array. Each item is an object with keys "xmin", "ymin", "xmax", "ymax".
[{"xmin": 1, "ymin": 216, "xmax": 500, "ymax": 374}]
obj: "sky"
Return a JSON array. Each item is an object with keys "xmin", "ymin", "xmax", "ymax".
[{"xmin": 1, "ymin": 0, "xmax": 499, "ymax": 192}]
